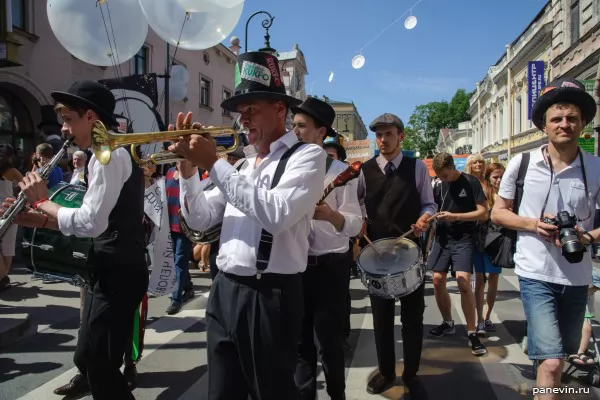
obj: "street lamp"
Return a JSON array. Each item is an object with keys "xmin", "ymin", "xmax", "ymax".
[
  {"xmin": 337, "ymin": 113, "xmax": 352, "ymax": 132},
  {"xmin": 244, "ymin": 11, "xmax": 277, "ymax": 55}
]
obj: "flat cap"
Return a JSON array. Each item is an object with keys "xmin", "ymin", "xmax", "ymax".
[{"xmin": 369, "ymin": 113, "xmax": 404, "ymax": 132}]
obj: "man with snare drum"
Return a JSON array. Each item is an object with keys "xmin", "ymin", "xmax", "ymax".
[{"xmin": 358, "ymin": 113, "xmax": 436, "ymax": 399}]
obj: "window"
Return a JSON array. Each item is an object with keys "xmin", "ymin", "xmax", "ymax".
[
  {"xmin": 571, "ymin": 0, "xmax": 580, "ymax": 43},
  {"xmin": 515, "ymin": 97, "xmax": 522, "ymax": 133},
  {"xmin": 222, "ymin": 89, "xmax": 232, "ymax": 116},
  {"xmin": 200, "ymin": 78, "xmax": 211, "ymax": 107},
  {"xmin": 133, "ymin": 46, "xmax": 149, "ymax": 75},
  {"xmin": 0, "ymin": 89, "xmax": 35, "ymax": 171},
  {"xmin": 12, "ymin": 0, "xmax": 26, "ymax": 30},
  {"xmin": 499, "ymin": 108, "xmax": 503, "ymax": 140}
]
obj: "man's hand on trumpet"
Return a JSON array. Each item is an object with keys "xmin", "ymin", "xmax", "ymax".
[{"xmin": 168, "ymin": 112, "xmax": 219, "ymax": 174}]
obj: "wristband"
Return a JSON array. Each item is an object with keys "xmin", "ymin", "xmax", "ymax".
[
  {"xmin": 583, "ymin": 231, "xmax": 594, "ymax": 244},
  {"xmin": 41, "ymin": 214, "xmax": 49, "ymax": 229},
  {"xmin": 33, "ymin": 198, "xmax": 49, "ymax": 210}
]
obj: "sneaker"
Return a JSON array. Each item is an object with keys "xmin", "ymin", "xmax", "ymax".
[
  {"xmin": 166, "ymin": 302, "xmax": 182, "ymax": 315},
  {"xmin": 429, "ymin": 321, "xmax": 455, "ymax": 337},
  {"xmin": 468, "ymin": 333, "xmax": 487, "ymax": 355},
  {"xmin": 476, "ymin": 322, "xmax": 486, "ymax": 336},
  {"xmin": 484, "ymin": 319, "xmax": 496, "ymax": 332}
]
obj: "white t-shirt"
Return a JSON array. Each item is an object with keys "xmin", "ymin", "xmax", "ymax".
[{"xmin": 498, "ymin": 145, "xmax": 600, "ymax": 286}]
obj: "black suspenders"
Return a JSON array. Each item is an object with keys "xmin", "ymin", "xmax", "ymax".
[{"xmin": 255, "ymin": 142, "xmax": 305, "ymax": 278}]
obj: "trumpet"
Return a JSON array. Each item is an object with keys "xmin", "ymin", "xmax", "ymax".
[{"xmin": 91, "ymin": 120, "xmax": 242, "ymax": 166}]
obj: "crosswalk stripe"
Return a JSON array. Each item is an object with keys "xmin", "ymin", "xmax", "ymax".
[{"xmin": 15, "ymin": 296, "xmax": 207, "ymax": 400}]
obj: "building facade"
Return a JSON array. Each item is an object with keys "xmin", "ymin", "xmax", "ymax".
[
  {"xmin": 320, "ymin": 96, "xmax": 368, "ymax": 142},
  {"xmin": 0, "ymin": 0, "xmax": 237, "ymax": 162},
  {"xmin": 435, "ymin": 122, "xmax": 473, "ymax": 155},
  {"xmin": 468, "ymin": 1, "xmax": 553, "ymax": 162},
  {"xmin": 468, "ymin": 0, "xmax": 600, "ymax": 162}
]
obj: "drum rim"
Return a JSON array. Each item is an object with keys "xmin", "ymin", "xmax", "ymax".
[{"xmin": 357, "ymin": 237, "xmax": 422, "ymax": 278}]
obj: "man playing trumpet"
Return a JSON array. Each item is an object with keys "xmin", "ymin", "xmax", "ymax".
[
  {"xmin": 3, "ymin": 81, "xmax": 148, "ymax": 399},
  {"xmin": 169, "ymin": 51, "xmax": 326, "ymax": 399}
]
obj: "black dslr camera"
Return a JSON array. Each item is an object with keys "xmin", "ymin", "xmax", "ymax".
[{"xmin": 542, "ymin": 211, "xmax": 585, "ymax": 263}]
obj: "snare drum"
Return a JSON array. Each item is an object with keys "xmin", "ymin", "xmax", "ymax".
[
  {"xmin": 22, "ymin": 183, "xmax": 92, "ymax": 286},
  {"xmin": 357, "ymin": 237, "xmax": 424, "ymax": 300}
]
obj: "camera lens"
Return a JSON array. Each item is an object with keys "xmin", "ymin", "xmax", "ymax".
[{"xmin": 560, "ymin": 228, "xmax": 585, "ymax": 264}]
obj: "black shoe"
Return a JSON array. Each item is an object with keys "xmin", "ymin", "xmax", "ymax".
[
  {"xmin": 183, "ymin": 289, "xmax": 195, "ymax": 302},
  {"xmin": 124, "ymin": 364, "xmax": 138, "ymax": 391},
  {"xmin": 53, "ymin": 373, "xmax": 89, "ymax": 396},
  {"xmin": 468, "ymin": 332, "xmax": 487, "ymax": 355},
  {"xmin": 403, "ymin": 376, "xmax": 428, "ymax": 400},
  {"xmin": 166, "ymin": 302, "xmax": 182, "ymax": 315},
  {"xmin": 366, "ymin": 372, "xmax": 395, "ymax": 394}
]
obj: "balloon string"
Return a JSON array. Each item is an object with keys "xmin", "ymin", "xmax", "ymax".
[
  {"xmin": 151, "ymin": 12, "xmax": 190, "ymax": 132},
  {"xmin": 104, "ymin": 1, "xmax": 133, "ymax": 124},
  {"xmin": 304, "ymin": 0, "xmax": 423, "ymax": 100},
  {"xmin": 359, "ymin": 0, "xmax": 422, "ymax": 52}
]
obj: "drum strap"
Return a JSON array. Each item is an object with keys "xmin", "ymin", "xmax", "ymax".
[{"xmin": 256, "ymin": 141, "xmax": 304, "ymax": 273}]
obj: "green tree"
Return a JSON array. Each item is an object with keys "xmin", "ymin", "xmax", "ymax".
[{"xmin": 403, "ymin": 88, "xmax": 472, "ymax": 158}]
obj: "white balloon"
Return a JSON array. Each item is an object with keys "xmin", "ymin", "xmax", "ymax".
[
  {"xmin": 47, "ymin": 0, "xmax": 148, "ymax": 67},
  {"xmin": 176, "ymin": 0, "xmax": 244, "ymax": 13},
  {"xmin": 139, "ymin": 0, "xmax": 244, "ymax": 50},
  {"xmin": 404, "ymin": 15, "xmax": 417, "ymax": 30},
  {"xmin": 352, "ymin": 55, "xmax": 365, "ymax": 69},
  {"xmin": 169, "ymin": 65, "xmax": 189, "ymax": 101}
]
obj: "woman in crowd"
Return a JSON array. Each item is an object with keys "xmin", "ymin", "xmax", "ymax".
[
  {"xmin": 474, "ymin": 162, "xmax": 505, "ymax": 334},
  {"xmin": 0, "ymin": 143, "xmax": 24, "ymax": 291}
]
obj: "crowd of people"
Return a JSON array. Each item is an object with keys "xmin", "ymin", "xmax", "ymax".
[{"xmin": 0, "ymin": 50, "xmax": 599, "ymax": 400}]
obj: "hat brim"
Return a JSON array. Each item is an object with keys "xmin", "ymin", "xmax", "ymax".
[
  {"xmin": 221, "ymin": 91, "xmax": 302, "ymax": 113},
  {"xmin": 290, "ymin": 104, "xmax": 337, "ymax": 138},
  {"xmin": 36, "ymin": 121, "xmax": 62, "ymax": 129},
  {"xmin": 532, "ymin": 87, "xmax": 596, "ymax": 130},
  {"xmin": 51, "ymin": 91, "xmax": 118, "ymax": 127}
]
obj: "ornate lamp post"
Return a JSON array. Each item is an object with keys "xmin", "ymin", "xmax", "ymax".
[{"xmin": 244, "ymin": 11, "xmax": 277, "ymax": 55}]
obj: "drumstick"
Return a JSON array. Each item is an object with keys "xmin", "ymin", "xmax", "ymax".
[
  {"xmin": 394, "ymin": 213, "xmax": 440, "ymax": 245},
  {"xmin": 363, "ymin": 234, "xmax": 384, "ymax": 257}
]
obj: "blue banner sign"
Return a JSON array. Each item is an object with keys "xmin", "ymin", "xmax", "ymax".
[{"xmin": 527, "ymin": 61, "xmax": 545, "ymax": 120}]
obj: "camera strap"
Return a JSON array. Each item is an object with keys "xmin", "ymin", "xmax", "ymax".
[{"xmin": 539, "ymin": 147, "xmax": 590, "ymax": 222}]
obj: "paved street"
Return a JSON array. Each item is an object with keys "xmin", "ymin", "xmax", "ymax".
[{"xmin": 2, "ymin": 262, "xmax": 600, "ymax": 400}]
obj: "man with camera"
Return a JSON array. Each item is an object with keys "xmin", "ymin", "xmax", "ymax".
[{"xmin": 492, "ymin": 78, "xmax": 600, "ymax": 400}]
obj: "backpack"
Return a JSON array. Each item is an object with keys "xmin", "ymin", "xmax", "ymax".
[{"xmin": 483, "ymin": 153, "xmax": 530, "ymax": 269}]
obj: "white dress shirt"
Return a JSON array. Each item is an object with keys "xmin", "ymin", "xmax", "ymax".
[
  {"xmin": 57, "ymin": 147, "xmax": 132, "ymax": 237},
  {"xmin": 180, "ymin": 131, "xmax": 327, "ymax": 276},
  {"xmin": 498, "ymin": 145, "xmax": 600, "ymax": 286},
  {"xmin": 70, "ymin": 167, "xmax": 85, "ymax": 185},
  {"xmin": 309, "ymin": 159, "xmax": 363, "ymax": 256},
  {"xmin": 357, "ymin": 152, "xmax": 437, "ymax": 217}
]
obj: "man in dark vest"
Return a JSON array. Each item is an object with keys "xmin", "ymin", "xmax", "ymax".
[
  {"xmin": 358, "ymin": 113, "xmax": 436, "ymax": 399},
  {"xmin": 291, "ymin": 97, "xmax": 362, "ymax": 400},
  {"xmin": 169, "ymin": 51, "xmax": 327, "ymax": 399},
  {"xmin": 10, "ymin": 81, "xmax": 148, "ymax": 399}
]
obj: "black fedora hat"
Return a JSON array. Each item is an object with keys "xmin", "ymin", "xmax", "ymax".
[
  {"xmin": 291, "ymin": 97, "xmax": 337, "ymax": 137},
  {"xmin": 221, "ymin": 52, "xmax": 302, "ymax": 112},
  {"xmin": 51, "ymin": 81, "xmax": 117, "ymax": 126},
  {"xmin": 37, "ymin": 105, "xmax": 62, "ymax": 129},
  {"xmin": 531, "ymin": 78, "xmax": 595, "ymax": 130}
]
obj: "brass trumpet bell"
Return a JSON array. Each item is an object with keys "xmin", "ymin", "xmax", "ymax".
[{"xmin": 91, "ymin": 120, "xmax": 241, "ymax": 166}]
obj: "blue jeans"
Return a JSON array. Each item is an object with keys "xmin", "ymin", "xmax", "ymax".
[
  {"xmin": 519, "ymin": 276, "xmax": 588, "ymax": 360},
  {"xmin": 170, "ymin": 232, "xmax": 193, "ymax": 305}
]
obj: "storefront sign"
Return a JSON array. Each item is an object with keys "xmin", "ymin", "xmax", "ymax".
[{"xmin": 527, "ymin": 61, "xmax": 545, "ymax": 120}]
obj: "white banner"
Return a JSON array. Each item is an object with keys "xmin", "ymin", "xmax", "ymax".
[{"xmin": 144, "ymin": 178, "xmax": 177, "ymax": 296}]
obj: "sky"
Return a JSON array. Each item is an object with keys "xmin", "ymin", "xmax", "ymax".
[{"xmin": 226, "ymin": 0, "xmax": 548, "ymax": 140}]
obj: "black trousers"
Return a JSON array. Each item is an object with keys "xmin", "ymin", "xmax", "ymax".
[
  {"xmin": 370, "ymin": 282, "xmax": 425, "ymax": 380},
  {"xmin": 75, "ymin": 264, "xmax": 148, "ymax": 399},
  {"xmin": 207, "ymin": 271, "xmax": 304, "ymax": 400},
  {"xmin": 295, "ymin": 251, "xmax": 351, "ymax": 400}
]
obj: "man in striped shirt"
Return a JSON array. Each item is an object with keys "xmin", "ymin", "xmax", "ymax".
[{"xmin": 164, "ymin": 164, "xmax": 195, "ymax": 315}]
